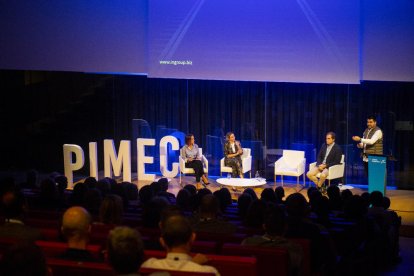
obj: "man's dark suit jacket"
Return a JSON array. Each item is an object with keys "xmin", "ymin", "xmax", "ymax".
[{"xmin": 316, "ymin": 143, "xmax": 342, "ymax": 168}]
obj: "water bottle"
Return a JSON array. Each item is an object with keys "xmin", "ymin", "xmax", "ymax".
[
  {"xmin": 227, "ymin": 173, "xmax": 231, "ymax": 179},
  {"xmin": 255, "ymin": 171, "xmax": 260, "ymax": 179}
]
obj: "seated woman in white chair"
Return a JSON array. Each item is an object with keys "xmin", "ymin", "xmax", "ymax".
[
  {"xmin": 224, "ymin": 132, "xmax": 244, "ymax": 178},
  {"xmin": 181, "ymin": 133, "xmax": 209, "ymax": 190}
]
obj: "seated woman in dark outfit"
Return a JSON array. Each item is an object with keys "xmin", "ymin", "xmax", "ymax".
[
  {"xmin": 224, "ymin": 132, "xmax": 244, "ymax": 178},
  {"xmin": 181, "ymin": 134, "xmax": 209, "ymax": 190}
]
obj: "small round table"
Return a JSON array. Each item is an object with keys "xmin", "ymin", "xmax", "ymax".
[{"xmin": 216, "ymin": 177, "xmax": 267, "ymax": 188}]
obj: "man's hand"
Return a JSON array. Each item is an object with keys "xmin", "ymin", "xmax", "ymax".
[
  {"xmin": 318, "ymin": 164, "xmax": 326, "ymax": 170},
  {"xmin": 187, "ymin": 157, "xmax": 194, "ymax": 162},
  {"xmin": 192, "ymin": 253, "xmax": 209, "ymax": 264},
  {"xmin": 352, "ymin": 136, "xmax": 361, "ymax": 142}
]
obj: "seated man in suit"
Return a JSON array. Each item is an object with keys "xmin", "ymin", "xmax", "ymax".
[{"xmin": 306, "ymin": 132, "xmax": 342, "ymax": 191}]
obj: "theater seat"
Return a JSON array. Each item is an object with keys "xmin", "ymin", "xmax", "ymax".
[
  {"xmin": 221, "ymin": 243, "xmax": 289, "ymax": 276},
  {"xmin": 46, "ymin": 258, "xmax": 112, "ymax": 276},
  {"xmin": 35, "ymin": 240, "xmax": 102, "ymax": 259}
]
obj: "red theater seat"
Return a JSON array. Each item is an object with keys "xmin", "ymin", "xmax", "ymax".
[
  {"xmin": 221, "ymin": 243, "xmax": 289, "ymax": 276},
  {"xmin": 35, "ymin": 240, "xmax": 102, "ymax": 259},
  {"xmin": 46, "ymin": 258, "xmax": 112, "ymax": 276}
]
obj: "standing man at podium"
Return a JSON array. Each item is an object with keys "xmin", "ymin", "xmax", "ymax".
[{"xmin": 352, "ymin": 115, "xmax": 383, "ymax": 175}]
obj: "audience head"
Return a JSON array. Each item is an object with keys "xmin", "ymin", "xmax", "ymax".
[
  {"xmin": 1, "ymin": 189, "xmax": 26, "ymax": 220},
  {"xmin": 61, "ymin": 206, "xmax": 92, "ymax": 244},
  {"xmin": 138, "ymin": 185, "xmax": 154, "ymax": 205},
  {"xmin": 158, "ymin": 178, "xmax": 169, "ymax": 192},
  {"xmin": 327, "ymin": 185, "xmax": 341, "ymax": 199},
  {"xmin": 275, "ymin": 186, "xmax": 285, "ymax": 203},
  {"xmin": 360, "ymin": 192, "xmax": 371, "ymax": 208},
  {"xmin": 84, "ymin": 177, "xmax": 98, "ymax": 189},
  {"xmin": 39, "ymin": 177, "xmax": 58, "ymax": 201},
  {"xmin": 370, "ymin": 191, "xmax": 384, "ymax": 207},
  {"xmin": 123, "ymin": 182, "xmax": 138, "ymax": 201},
  {"xmin": 198, "ymin": 194, "xmax": 220, "ymax": 219},
  {"xmin": 142, "ymin": 196, "xmax": 169, "ymax": 228},
  {"xmin": 150, "ymin": 181, "xmax": 163, "ymax": 195},
  {"xmin": 308, "ymin": 190, "xmax": 323, "ymax": 212},
  {"xmin": 263, "ymin": 204, "xmax": 286, "ymax": 236},
  {"xmin": 0, "ymin": 242, "xmax": 47, "ymax": 276},
  {"xmin": 344, "ymin": 195, "xmax": 367, "ymax": 219},
  {"xmin": 214, "ymin": 188, "xmax": 232, "ymax": 212},
  {"xmin": 83, "ymin": 188, "xmax": 102, "ymax": 216},
  {"xmin": 183, "ymin": 184, "xmax": 197, "ymax": 196},
  {"xmin": 313, "ymin": 196, "xmax": 330, "ymax": 219},
  {"xmin": 261, "ymin": 188, "xmax": 277, "ymax": 203},
  {"xmin": 107, "ymin": 226, "xmax": 144, "ymax": 275},
  {"xmin": 0, "ymin": 175, "xmax": 17, "ymax": 195},
  {"xmin": 243, "ymin": 188, "xmax": 258, "ymax": 201},
  {"xmin": 383, "ymin": 196, "xmax": 391, "ymax": 210},
  {"xmin": 307, "ymin": 186, "xmax": 318, "ymax": 199},
  {"xmin": 96, "ymin": 178, "xmax": 111, "ymax": 197},
  {"xmin": 245, "ymin": 199, "xmax": 267, "ymax": 228},
  {"xmin": 160, "ymin": 215, "xmax": 194, "ymax": 251},
  {"xmin": 99, "ymin": 194, "xmax": 124, "ymax": 225},
  {"xmin": 286, "ymin": 193, "xmax": 309, "ymax": 218},
  {"xmin": 70, "ymin": 182, "xmax": 87, "ymax": 206},
  {"xmin": 327, "ymin": 185, "xmax": 342, "ymax": 211},
  {"xmin": 341, "ymin": 189, "xmax": 353, "ymax": 203},
  {"xmin": 237, "ymin": 193, "xmax": 253, "ymax": 218},
  {"xmin": 176, "ymin": 188, "xmax": 191, "ymax": 211},
  {"xmin": 160, "ymin": 206, "xmax": 184, "ymax": 228}
]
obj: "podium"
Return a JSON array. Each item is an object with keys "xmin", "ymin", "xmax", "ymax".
[{"xmin": 368, "ymin": 154, "xmax": 387, "ymax": 194}]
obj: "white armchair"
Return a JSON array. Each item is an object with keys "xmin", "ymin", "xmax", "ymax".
[
  {"xmin": 179, "ymin": 148, "xmax": 208, "ymax": 184},
  {"xmin": 274, "ymin": 150, "xmax": 306, "ymax": 186},
  {"xmin": 220, "ymin": 148, "xmax": 252, "ymax": 178},
  {"xmin": 308, "ymin": 154, "xmax": 345, "ymax": 187}
]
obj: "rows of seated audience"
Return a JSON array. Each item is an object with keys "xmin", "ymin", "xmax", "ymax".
[{"xmin": 0, "ymin": 171, "xmax": 401, "ymax": 276}]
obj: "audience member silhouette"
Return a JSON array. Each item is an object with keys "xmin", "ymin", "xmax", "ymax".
[
  {"xmin": 244, "ymin": 199, "xmax": 267, "ymax": 228},
  {"xmin": 274, "ymin": 186, "xmax": 286, "ymax": 204},
  {"xmin": 261, "ymin": 188, "xmax": 277, "ymax": 203},
  {"xmin": 99, "ymin": 194, "xmax": 124, "ymax": 225},
  {"xmin": 0, "ymin": 189, "xmax": 43, "ymax": 242},
  {"xmin": 191, "ymin": 194, "xmax": 236, "ymax": 235},
  {"xmin": 60, "ymin": 206, "xmax": 97, "ymax": 262},
  {"xmin": 242, "ymin": 203, "xmax": 303, "ymax": 275},
  {"xmin": 107, "ymin": 226, "xmax": 145, "ymax": 276},
  {"xmin": 0, "ymin": 242, "xmax": 48, "ymax": 276},
  {"xmin": 142, "ymin": 196, "xmax": 170, "ymax": 228},
  {"xmin": 243, "ymin": 188, "xmax": 258, "ymax": 201},
  {"xmin": 141, "ymin": 215, "xmax": 219, "ymax": 275},
  {"xmin": 237, "ymin": 193, "xmax": 253, "ymax": 219},
  {"xmin": 285, "ymin": 193, "xmax": 335, "ymax": 273}
]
